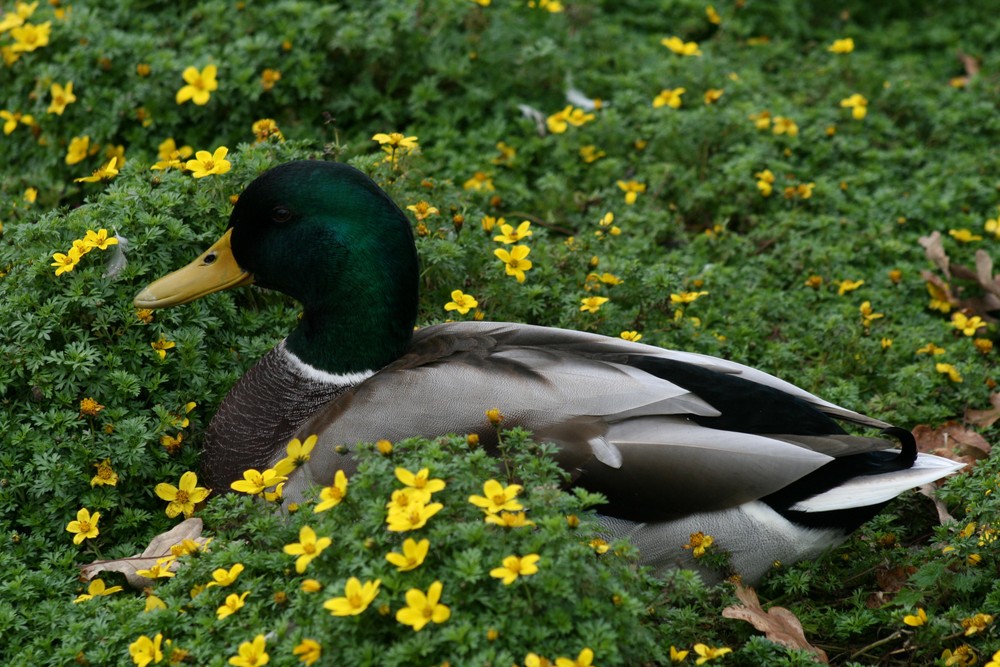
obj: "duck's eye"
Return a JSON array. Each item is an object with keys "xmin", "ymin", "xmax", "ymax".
[
  {"xmin": 271, "ymin": 206, "xmax": 292, "ymax": 224},
  {"xmin": 203, "ymin": 252, "xmax": 217, "ymax": 265}
]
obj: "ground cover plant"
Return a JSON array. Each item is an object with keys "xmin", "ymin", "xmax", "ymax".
[{"xmin": 0, "ymin": 0, "xmax": 998, "ymax": 664}]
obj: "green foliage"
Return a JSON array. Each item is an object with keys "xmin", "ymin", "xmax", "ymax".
[{"xmin": 1, "ymin": 0, "xmax": 999, "ymax": 665}]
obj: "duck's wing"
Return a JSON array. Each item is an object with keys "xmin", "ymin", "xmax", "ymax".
[{"xmin": 288, "ymin": 322, "xmax": 900, "ymax": 519}]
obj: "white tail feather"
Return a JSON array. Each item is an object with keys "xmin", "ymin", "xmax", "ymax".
[{"xmin": 790, "ymin": 453, "xmax": 965, "ymax": 512}]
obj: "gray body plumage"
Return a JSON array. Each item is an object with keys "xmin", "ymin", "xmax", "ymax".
[{"xmin": 202, "ymin": 321, "xmax": 961, "ymax": 582}]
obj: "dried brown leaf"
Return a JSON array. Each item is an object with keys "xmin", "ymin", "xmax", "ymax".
[
  {"xmin": 958, "ymin": 51, "xmax": 981, "ymax": 77},
  {"xmin": 919, "ymin": 231, "xmax": 950, "ymax": 278},
  {"xmin": 966, "ymin": 392, "xmax": 1000, "ymax": 429},
  {"xmin": 79, "ymin": 518, "xmax": 205, "ymax": 589},
  {"xmin": 919, "ymin": 271, "xmax": 960, "ymax": 308},
  {"xmin": 913, "ymin": 422, "xmax": 990, "ymax": 467},
  {"xmin": 722, "ymin": 584, "xmax": 829, "ymax": 663}
]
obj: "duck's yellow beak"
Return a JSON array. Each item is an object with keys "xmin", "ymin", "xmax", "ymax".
[{"xmin": 133, "ymin": 229, "xmax": 254, "ymax": 308}]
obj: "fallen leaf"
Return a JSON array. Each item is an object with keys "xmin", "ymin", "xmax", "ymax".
[
  {"xmin": 722, "ymin": 584, "xmax": 829, "ymax": 663},
  {"xmin": 919, "ymin": 270, "xmax": 960, "ymax": 310},
  {"xmin": 918, "ymin": 483, "xmax": 955, "ymax": 524},
  {"xmin": 958, "ymin": 51, "xmax": 981, "ymax": 78},
  {"xmin": 919, "ymin": 231, "xmax": 950, "ymax": 278},
  {"xmin": 966, "ymin": 392, "xmax": 1000, "ymax": 429},
  {"xmin": 80, "ymin": 518, "xmax": 206, "ymax": 589},
  {"xmin": 913, "ymin": 422, "xmax": 990, "ymax": 467}
]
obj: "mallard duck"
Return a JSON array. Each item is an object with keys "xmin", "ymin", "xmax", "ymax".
[{"xmin": 134, "ymin": 160, "xmax": 962, "ymax": 582}]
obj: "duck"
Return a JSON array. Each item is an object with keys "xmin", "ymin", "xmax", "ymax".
[{"xmin": 134, "ymin": 160, "xmax": 962, "ymax": 583}]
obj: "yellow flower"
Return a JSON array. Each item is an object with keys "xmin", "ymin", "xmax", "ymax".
[
  {"xmin": 314, "ymin": 470, "xmax": 349, "ymax": 512},
  {"xmin": 494, "ymin": 245, "xmax": 533, "ymax": 283},
  {"xmin": 47, "ymin": 82, "xmax": 76, "ymax": 115},
  {"xmin": 526, "ymin": 654, "xmax": 554, "ymax": 667},
  {"xmin": 292, "ymin": 639, "xmax": 321, "ymax": 666},
  {"xmin": 653, "ymin": 87, "xmax": 685, "ymax": 109},
  {"xmin": 90, "ymin": 459, "xmax": 118, "ymax": 487},
  {"xmin": 395, "ymin": 467, "xmax": 446, "ymax": 503},
  {"xmin": 176, "ymin": 64, "xmax": 218, "ymax": 105},
  {"xmin": 406, "ymin": 201, "xmax": 439, "ymax": 221},
  {"xmin": 151, "ymin": 138, "xmax": 194, "ymax": 170},
  {"xmin": 916, "ymin": 343, "xmax": 946, "ymax": 355},
  {"xmin": 486, "ymin": 407, "xmax": 504, "ymax": 425},
  {"xmin": 705, "ymin": 5, "xmax": 721, "ymax": 24},
  {"xmin": 230, "ymin": 467, "xmax": 287, "ymax": 495},
  {"xmin": 962, "ymin": 613, "xmax": 994, "ymax": 636},
  {"xmin": 704, "ymin": 88, "xmax": 724, "ymax": 105},
  {"xmin": 493, "ymin": 140, "xmax": 516, "ymax": 165},
  {"xmin": 205, "ymin": 563, "xmax": 244, "ymax": 588},
  {"xmin": 589, "ymin": 538, "xmax": 610, "ymax": 554},
  {"xmin": 936, "ymin": 363, "xmax": 963, "ymax": 383},
  {"xmin": 82, "ymin": 229, "xmax": 119, "ymax": 251},
  {"xmin": 10, "ymin": 21, "xmax": 50, "ymax": 53},
  {"xmin": 952, "ymin": 312, "xmax": 985, "ymax": 336},
  {"xmin": 228, "ymin": 635, "xmax": 268, "ymax": 667},
  {"xmin": 670, "ymin": 645, "xmax": 690, "ymax": 662},
  {"xmin": 490, "ymin": 554, "xmax": 540, "ymax": 584},
  {"xmin": 837, "ymin": 279, "xmax": 864, "ymax": 295},
  {"xmin": 0, "ymin": 110, "xmax": 33, "ymax": 134},
  {"xmin": 73, "ymin": 578, "xmax": 123, "ymax": 603},
  {"xmin": 444, "ymin": 290, "xmax": 479, "ymax": 315},
  {"xmin": 617, "ymin": 180, "xmax": 646, "ymax": 205},
  {"xmin": 79, "ymin": 397, "xmax": 104, "ymax": 417},
  {"xmin": 185, "ymin": 146, "xmax": 231, "ymax": 178},
  {"xmin": 65, "ymin": 135, "xmax": 91, "ymax": 166},
  {"xmin": 772, "ymin": 116, "xmax": 799, "ymax": 136},
  {"xmin": 66, "ymin": 508, "xmax": 100, "ymax": 544},
  {"xmin": 983, "ymin": 209, "xmax": 1000, "ymax": 239},
  {"xmin": 385, "ymin": 538, "xmax": 430, "ymax": 571},
  {"xmin": 283, "ymin": 526, "xmax": 332, "ymax": 573},
  {"xmin": 974, "ymin": 338, "xmax": 993, "ymax": 354},
  {"xmin": 260, "ymin": 68, "xmax": 281, "ymax": 91},
  {"xmin": 661, "ymin": 36, "xmax": 702, "ymax": 56},
  {"xmin": 903, "ymin": 607, "xmax": 927, "ymax": 626},
  {"xmin": 216, "ymin": 591, "xmax": 250, "ymax": 620},
  {"xmin": 683, "ymin": 531, "xmax": 715, "ymax": 558},
  {"xmin": 580, "ymin": 296, "xmax": 609, "ymax": 313},
  {"xmin": 840, "ymin": 93, "xmax": 868, "ymax": 120},
  {"xmin": 160, "ymin": 432, "xmax": 183, "ymax": 454},
  {"xmin": 985, "ymin": 650, "xmax": 1000, "ymax": 667},
  {"xmin": 859, "ymin": 301, "xmax": 884, "ymax": 328},
  {"xmin": 484, "ymin": 511, "xmax": 535, "ymax": 528},
  {"xmin": 129, "ymin": 633, "xmax": 163, "ymax": 667},
  {"xmin": 74, "ymin": 157, "xmax": 119, "ymax": 183},
  {"xmin": 301, "ymin": 579, "xmax": 322, "ymax": 593},
  {"xmin": 949, "ymin": 228, "xmax": 983, "ymax": 243},
  {"xmin": 372, "ymin": 132, "xmax": 418, "ymax": 150},
  {"xmin": 620, "ymin": 330, "xmax": 642, "ymax": 342},
  {"xmin": 828, "ymin": 37, "xmax": 855, "ymax": 53},
  {"xmin": 750, "ymin": 110, "xmax": 772, "ymax": 130},
  {"xmin": 252, "ymin": 118, "xmax": 284, "ymax": 143},
  {"xmin": 941, "ymin": 645, "xmax": 977, "ymax": 666},
  {"xmin": 469, "ymin": 479, "xmax": 523, "ymax": 514},
  {"xmin": 273, "ymin": 434, "xmax": 317, "ymax": 476},
  {"xmin": 795, "ymin": 182, "xmax": 815, "ymax": 199},
  {"xmin": 323, "ymin": 577, "xmax": 381, "ymax": 616},
  {"xmin": 395, "ymin": 581, "xmax": 450, "ymax": 631},
  {"xmin": 143, "ymin": 595, "xmax": 166, "ymax": 612},
  {"xmin": 385, "ymin": 500, "xmax": 443, "ymax": 531},
  {"xmin": 154, "ymin": 471, "xmax": 210, "ymax": 519},
  {"xmin": 693, "ymin": 644, "xmax": 732, "ymax": 664},
  {"xmin": 135, "ymin": 557, "xmax": 176, "ymax": 580},
  {"xmin": 555, "ymin": 649, "xmax": 595, "ymax": 667},
  {"xmin": 546, "ymin": 105, "xmax": 595, "ymax": 133},
  {"xmin": 579, "ymin": 145, "xmax": 606, "ymax": 163},
  {"xmin": 463, "ymin": 171, "xmax": 494, "ymax": 191},
  {"xmin": 493, "ymin": 220, "xmax": 533, "ymax": 244},
  {"xmin": 755, "ymin": 168, "xmax": 775, "ymax": 196}
]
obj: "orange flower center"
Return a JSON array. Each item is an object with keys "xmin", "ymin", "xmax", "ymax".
[
  {"xmin": 175, "ymin": 489, "xmax": 190, "ymax": 504},
  {"xmin": 303, "ymin": 543, "xmax": 316, "ymax": 554},
  {"xmin": 78, "ymin": 520, "xmax": 91, "ymax": 532}
]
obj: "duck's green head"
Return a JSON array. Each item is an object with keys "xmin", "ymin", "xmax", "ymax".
[{"xmin": 134, "ymin": 160, "xmax": 419, "ymax": 373}]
